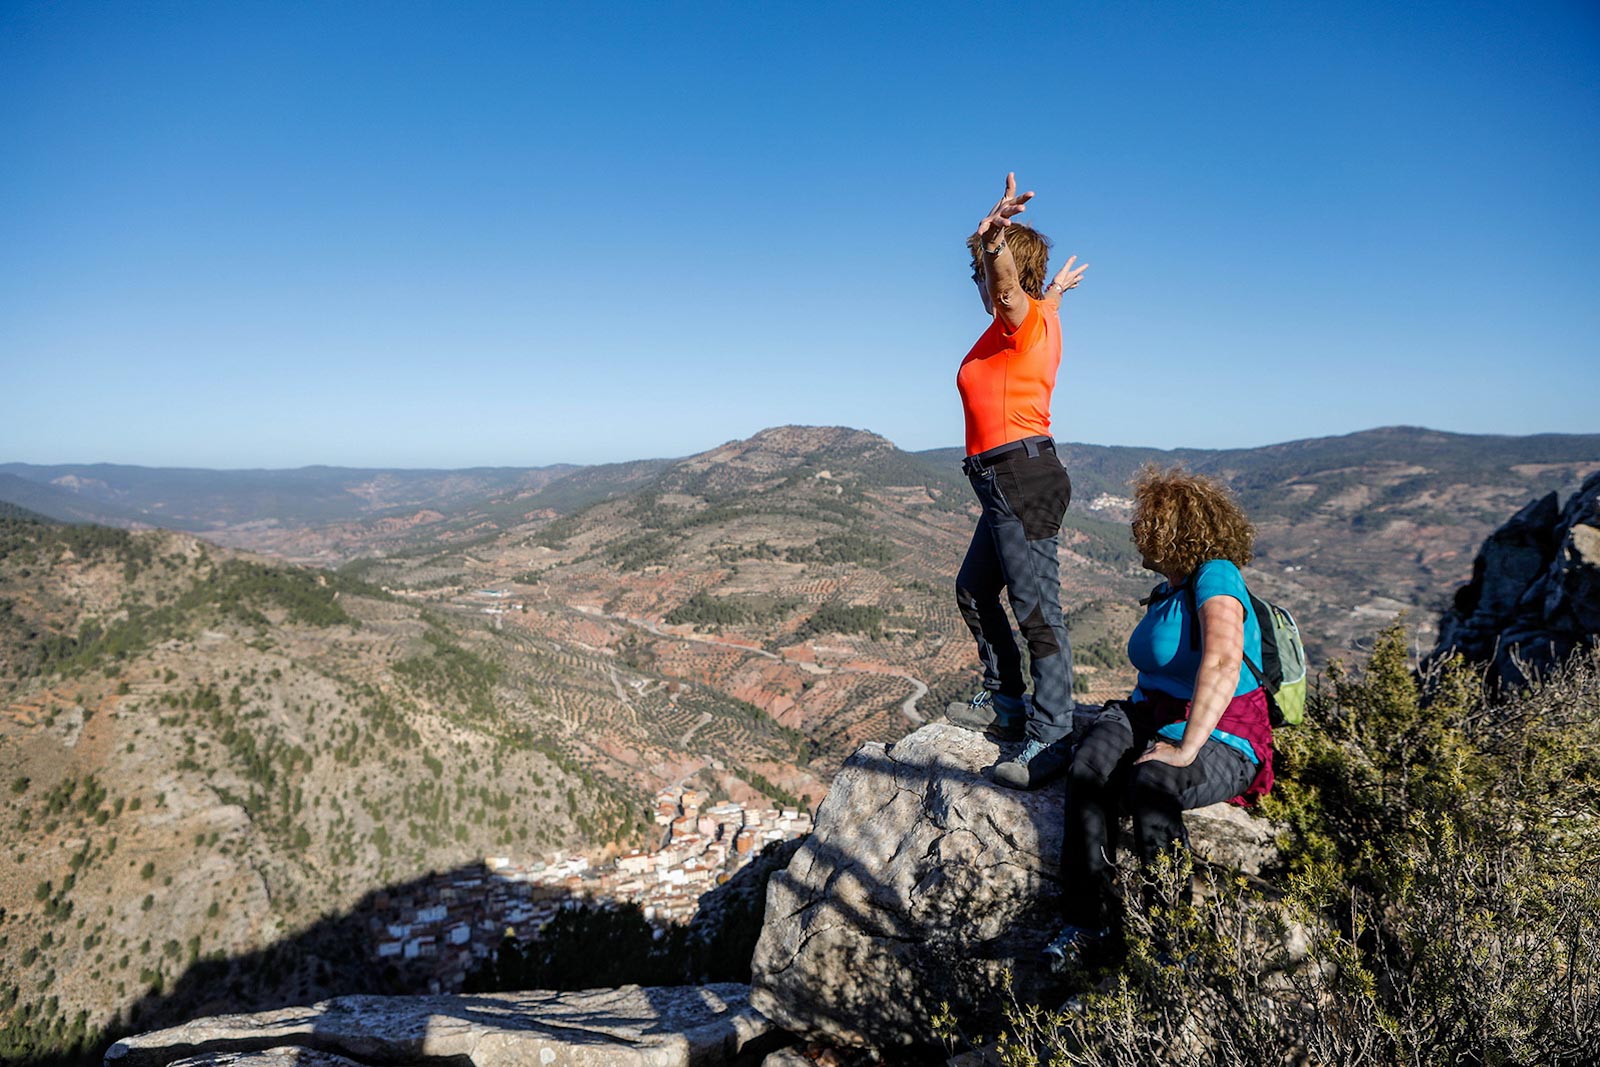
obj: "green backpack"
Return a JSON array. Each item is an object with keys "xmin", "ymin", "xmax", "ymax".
[
  {"xmin": 1179, "ymin": 563, "xmax": 1308, "ymax": 727},
  {"xmin": 1246, "ymin": 596, "xmax": 1307, "ymax": 726}
]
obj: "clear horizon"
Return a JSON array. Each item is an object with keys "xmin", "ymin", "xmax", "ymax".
[
  {"xmin": 4, "ymin": 1, "xmax": 1597, "ymax": 469},
  {"xmin": 8, "ymin": 421, "xmax": 1600, "ymax": 473}
]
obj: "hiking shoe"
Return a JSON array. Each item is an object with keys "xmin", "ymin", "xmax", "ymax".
[
  {"xmin": 945, "ymin": 690, "xmax": 1026, "ymax": 742},
  {"xmin": 1043, "ymin": 923, "xmax": 1110, "ymax": 973},
  {"xmin": 991, "ymin": 736, "xmax": 1072, "ymax": 790}
]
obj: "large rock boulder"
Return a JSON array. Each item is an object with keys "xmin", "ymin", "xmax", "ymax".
[
  {"xmin": 105, "ymin": 984, "xmax": 780, "ymax": 1067},
  {"xmin": 748, "ymin": 721, "xmax": 1280, "ymax": 1050},
  {"xmin": 1434, "ymin": 469, "xmax": 1600, "ymax": 687}
]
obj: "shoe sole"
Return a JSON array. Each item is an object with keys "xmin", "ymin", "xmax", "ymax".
[
  {"xmin": 991, "ymin": 763, "xmax": 1035, "ymax": 789},
  {"xmin": 992, "ymin": 749, "xmax": 1072, "ymax": 790}
]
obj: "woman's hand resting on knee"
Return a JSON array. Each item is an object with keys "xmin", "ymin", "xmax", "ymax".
[{"xmin": 1134, "ymin": 739, "xmax": 1195, "ymax": 768}]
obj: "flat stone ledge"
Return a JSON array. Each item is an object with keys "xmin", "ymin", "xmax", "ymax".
[
  {"xmin": 165, "ymin": 1050, "xmax": 372, "ymax": 1067},
  {"xmin": 106, "ymin": 984, "xmax": 781, "ymax": 1067}
]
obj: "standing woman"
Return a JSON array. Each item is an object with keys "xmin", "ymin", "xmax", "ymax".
[
  {"xmin": 945, "ymin": 173, "xmax": 1089, "ymax": 790},
  {"xmin": 1047, "ymin": 465, "xmax": 1275, "ymax": 961}
]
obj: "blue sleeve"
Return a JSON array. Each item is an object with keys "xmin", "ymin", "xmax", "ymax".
[
  {"xmin": 1192, "ymin": 560, "xmax": 1265, "ymax": 697},
  {"xmin": 1193, "ymin": 560, "xmax": 1249, "ymax": 612}
]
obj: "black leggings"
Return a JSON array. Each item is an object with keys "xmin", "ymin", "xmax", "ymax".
[{"xmin": 1061, "ymin": 702, "xmax": 1254, "ymax": 928}]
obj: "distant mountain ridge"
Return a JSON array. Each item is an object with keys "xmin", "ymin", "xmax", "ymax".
[
  {"xmin": 9, "ymin": 425, "xmax": 1598, "ymax": 536},
  {"xmin": 0, "ymin": 462, "xmax": 580, "ymax": 531},
  {"xmin": 7, "ymin": 426, "xmax": 1599, "ymax": 671},
  {"xmin": 924, "ymin": 424, "xmax": 1600, "ymax": 510},
  {"xmin": 293, "ymin": 420, "xmax": 1600, "ymax": 714},
  {"xmin": 0, "ymin": 493, "xmax": 58, "ymax": 524}
]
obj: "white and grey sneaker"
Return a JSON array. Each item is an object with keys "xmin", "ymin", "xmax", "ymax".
[{"xmin": 992, "ymin": 736, "xmax": 1072, "ymax": 790}]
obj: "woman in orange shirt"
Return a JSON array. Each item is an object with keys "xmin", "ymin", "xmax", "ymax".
[{"xmin": 946, "ymin": 173, "xmax": 1088, "ymax": 790}]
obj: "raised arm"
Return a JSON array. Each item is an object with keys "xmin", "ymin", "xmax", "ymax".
[
  {"xmin": 1135, "ymin": 594, "xmax": 1245, "ymax": 768},
  {"xmin": 1042, "ymin": 255, "xmax": 1090, "ymax": 309},
  {"xmin": 975, "ymin": 172, "xmax": 1035, "ymax": 332}
]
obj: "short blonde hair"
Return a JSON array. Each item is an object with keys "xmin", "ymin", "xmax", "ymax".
[
  {"xmin": 967, "ymin": 223, "xmax": 1052, "ymax": 299},
  {"xmin": 1130, "ymin": 464, "xmax": 1255, "ymax": 579}
]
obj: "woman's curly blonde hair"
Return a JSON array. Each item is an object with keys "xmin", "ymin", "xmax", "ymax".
[{"xmin": 1130, "ymin": 464, "xmax": 1255, "ymax": 579}]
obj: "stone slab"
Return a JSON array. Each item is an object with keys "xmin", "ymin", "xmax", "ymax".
[{"xmin": 107, "ymin": 984, "xmax": 778, "ymax": 1067}]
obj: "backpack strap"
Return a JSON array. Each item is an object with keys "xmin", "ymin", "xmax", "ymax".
[
  {"xmin": 1249, "ymin": 593, "xmax": 1283, "ymax": 689},
  {"xmin": 1185, "ymin": 561, "xmax": 1269, "ymax": 686},
  {"xmin": 1184, "ymin": 579, "xmax": 1200, "ymax": 652}
]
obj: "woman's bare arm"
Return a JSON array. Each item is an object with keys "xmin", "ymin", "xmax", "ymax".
[{"xmin": 976, "ymin": 172, "xmax": 1034, "ymax": 331}]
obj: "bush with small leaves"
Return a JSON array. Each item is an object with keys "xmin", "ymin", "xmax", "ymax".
[{"xmin": 973, "ymin": 627, "xmax": 1600, "ymax": 1067}]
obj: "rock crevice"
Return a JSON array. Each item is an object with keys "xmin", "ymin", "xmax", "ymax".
[{"xmin": 749, "ymin": 724, "xmax": 1071, "ymax": 1049}]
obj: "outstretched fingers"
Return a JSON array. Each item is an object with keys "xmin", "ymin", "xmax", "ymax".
[
  {"xmin": 984, "ymin": 171, "xmax": 1035, "ymax": 231},
  {"xmin": 1050, "ymin": 255, "xmax": 1090, "ymax": 292}
]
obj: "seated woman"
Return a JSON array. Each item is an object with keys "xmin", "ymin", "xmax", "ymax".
[{"xmin": 1047, "ymin": 465, "xmax": 1274, "ymax": 963}]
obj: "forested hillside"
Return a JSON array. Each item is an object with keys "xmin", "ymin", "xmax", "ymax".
[{"xmin": 0, "ymin": 515, "xmax": 788, "ymax": 1057}]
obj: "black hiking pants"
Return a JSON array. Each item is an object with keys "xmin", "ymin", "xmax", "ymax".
[
  {"xmin": 1062, "ymin": 702, "xmax": 1255, "ymax": 928},
  {"xmin": 955, "ymin": 442, "xmax": 1075, "ymax": 744}
]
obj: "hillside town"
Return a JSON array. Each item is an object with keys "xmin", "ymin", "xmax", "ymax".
[{"xmin": 361, "ymin": 785, "xmax": 813, "ymax": 992}]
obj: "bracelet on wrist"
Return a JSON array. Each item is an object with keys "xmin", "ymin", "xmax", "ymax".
[{"xmin": 983, "ymin": 237, "xmax": 1006, "ymax": 256}]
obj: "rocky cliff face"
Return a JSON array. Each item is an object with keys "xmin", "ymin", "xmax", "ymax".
[
  {"xmin": 100, "ymin": 720, "xmax": 1285, "ymax": 1065},
  {"xmin": 747, "ymin": 721, "xmax": 1280, "ymax": 1051},
  {"xmin": 1432, "ymin": 470, "xmax": 1600, "ymax": 688}
]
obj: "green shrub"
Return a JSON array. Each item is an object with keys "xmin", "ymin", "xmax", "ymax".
[
  {"xmin": 784, "ymin": 531, "xmax": 895, "ymax": 566},
  {"xmin": 800, "ymin": 602, "xmax": 884, "ymax": 638},
  {"xmin": 393, "ymin": 628, "xmax": 500, "ymax": 722},
  {"xmin": 973, "ymin": 626, "xmax": 1600, "ymax": 1066}
]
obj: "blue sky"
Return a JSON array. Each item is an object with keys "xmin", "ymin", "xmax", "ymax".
[{"xmin": 3, "ymin": 1, "xmax": 1597, "ymax": 469}]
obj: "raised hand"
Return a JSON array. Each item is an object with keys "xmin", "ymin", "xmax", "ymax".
[
  {"xmin": 977, "ymin": 172, "xmax": 1034, "ymax": 242},
  {"xmin": 1046, "ymin": 255, "xmax": 1089, "ymax": 299}
]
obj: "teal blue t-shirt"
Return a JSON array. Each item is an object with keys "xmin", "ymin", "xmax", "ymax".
[{"xmin": 1127, "ymin": 559, "xmax": 1263, "ymax": 701}]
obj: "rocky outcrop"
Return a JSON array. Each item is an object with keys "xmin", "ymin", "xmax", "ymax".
[
  {"xmin": 140, "ymin": 1052, "xmax": 364, "ymax": 1067},
  {"xmin": 107, "ymin": 721, "xmax": 1288, "ymax": 1063},
  {"xmin": 1433, "ymin": 470, "xmax": 1600, "ymax": 687},
  {"xmin": 748, "ymin": 721, "xmax": 1282, "ymax": 1050},
  {"xmin": 105, "ymin": 985, "xmax": 781, "ymax": 1067},
  {"xmin": 691, "ymin": 839, "xmax": 805, "ymax": 946}
]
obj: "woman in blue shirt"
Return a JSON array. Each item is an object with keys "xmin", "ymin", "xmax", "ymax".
[{"xmin": 1046, "ymin": 465, "xmax": 1275, "ymax": 966}]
